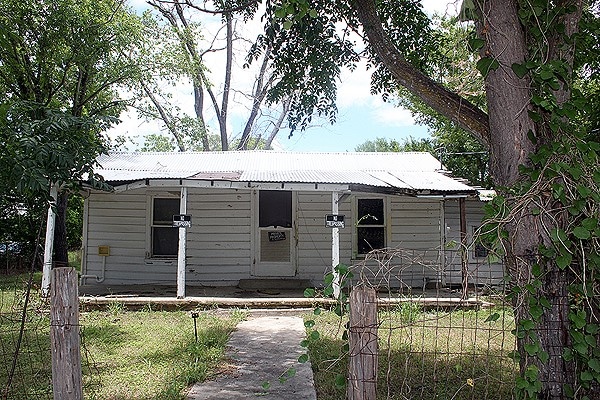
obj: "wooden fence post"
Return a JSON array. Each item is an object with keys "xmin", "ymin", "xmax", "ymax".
[
  {"xmin": 50, "ymin": 267, "xmax": 83, "ymax": 400},
  {"xmin": 347, "ymin": 286, "xmax": 378, "ymax": 400}
]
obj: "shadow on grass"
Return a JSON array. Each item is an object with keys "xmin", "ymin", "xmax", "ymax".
[{"xmin": 309, "ymin": 336, "xmax": 517, "ymax": 400}]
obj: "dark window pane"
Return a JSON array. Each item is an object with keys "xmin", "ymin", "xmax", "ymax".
[
  {"xmin": 357, "ymin": 227, "xmax": 385, "ymax": 253},
  {"xmin": 259, "ymin": 190, "xmax": 292, "ymax": 227},
  {"xmin": 474, "ymin": 242, "xmax": 489, "ymax": 258},
  {"xmin": 357, "ymin": 199, "xmax": 384, "ymax": 226},
  {"xmin": 152, "ymin": 227, "xmax": 178, "ymax": 256},
  {"xmin": 153, "ymin": 198, "xmax": 179, "ymax": 225}
]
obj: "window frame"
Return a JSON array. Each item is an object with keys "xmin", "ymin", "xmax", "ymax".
[
  {"xmin": 147, "ymin": 195, "xmax": 180, "ymax": 259},
  {"xmin": 470, "ymin": 225, "xmax": 491, "ymax": 261},
  {"xmin": 353, "ymin": 196, "xmax": 388, "ymax": 257}
]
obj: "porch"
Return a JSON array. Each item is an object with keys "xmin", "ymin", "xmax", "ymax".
[{"xmin": 78, "ymin": 281, "xmax": 495, "ymax": 310}]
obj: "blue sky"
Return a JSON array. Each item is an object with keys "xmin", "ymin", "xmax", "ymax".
[
  {"xmin": 271, "ymin": 107, "xmax": 430, "ymax": 152},
  {"xmin": 111, "ymin": 0, "xmax": 454, "ymax": 152}
]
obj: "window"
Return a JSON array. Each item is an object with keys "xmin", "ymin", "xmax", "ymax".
[
  {"xmin": 151, "ymin": 198, "xmax": 179, "ymax": 257},
  {"xmin": 472, "ymin": 226, "xmax": 491, "ymax": 259},
  {"xmin": 259, "ymin": 190, "xmax": 292, "ymax": 228},
  {"xmin": 356, "ymin": 198, "xmax": 386, "ymax": 254}
]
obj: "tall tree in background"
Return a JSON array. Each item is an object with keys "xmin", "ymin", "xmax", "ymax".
[
  {"xmin": 0, "ymin": 0, "xmax": 142, "ymax": 264},
  {"xmin": 253, "ymin": 1, "xmax": 599, "ymax": 397},
  {"xmin": 131, "ymin": 0, "xmax": 291, "ymax": 151}
]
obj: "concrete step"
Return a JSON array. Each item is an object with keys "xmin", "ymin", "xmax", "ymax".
[{"xmin": 237, "ymin": 278, "xmax": 311, "ymax": 291}]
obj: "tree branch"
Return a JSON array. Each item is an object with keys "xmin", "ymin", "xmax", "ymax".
[
  {"xmin": 140, "ymin": 80, "xmax": 187, "ymax": 151},
  {"xmin": 352, "ymin": 0, "xmax": 490, "ymax": 147}
]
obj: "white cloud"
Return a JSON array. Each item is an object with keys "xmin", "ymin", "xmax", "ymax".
[{"xmin": 371, "ymin": 103, "xmax": 416, "ymax": 127}]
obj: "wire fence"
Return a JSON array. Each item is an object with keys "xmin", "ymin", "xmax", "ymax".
[
  {"xmin": 349, "ymin": 247, "xmax": 517, "ymax": 400},
  {"xmin": 2, "ymin": 244, "xmax": 518, "ymax": 399},
  {"xmin": 1, "ymin": 269, "xmax": 53, "ymax": 400},
  {"xmin": 1, "ymin": 259, "xmax": 100, "ymax": 400}
]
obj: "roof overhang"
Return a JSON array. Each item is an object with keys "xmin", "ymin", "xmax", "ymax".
[
  {"xmin": 109, "ymin": 178, "xmax": 352, "ymax": 193},
  {"xmin": 88, "ymin": 178, "xmax": 478, "ymax": 198}
]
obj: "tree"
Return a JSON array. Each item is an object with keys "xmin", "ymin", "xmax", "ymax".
[
  {"xmin": 131, "ymin": 0, "xmax": 290, "ymax": 152},
  {"xmin": 251, "ymin": 1, "xmax": 599, "ymax": 397},
  {"xmin": 0, "ymin": 0, "xmax": 142, "ymax": 264},
  {"xmin": 354, "ymin": 136, "xmax": 490, "ymax": 187}
]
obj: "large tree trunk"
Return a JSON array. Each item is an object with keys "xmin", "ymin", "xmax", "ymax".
[
  {"xmin": 53, "ymin": 191, "xmax": 69, "ymax": 266},
  {"xmin": 479, "ymin": 1, "xmax": 580, "ymax": 397}
]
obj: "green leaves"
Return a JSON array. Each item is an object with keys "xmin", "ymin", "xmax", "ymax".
[
  {"xmin": 484, "ymin": 312, "xmax": 500, "ymax": 323},
  {"xmin": 476, "ymin": 57, "xmax": 500, "ymax": 77},
  {"xmin": 298, "ymin": 353, "xmax": 309, "ymax": 363},
  {"xmin": 468, "ymin": 37, "xmax": 485, "ymax": 52},
  {"xmin": 511, "ymin": 63, "xmax": 529, "ymax": 79}
]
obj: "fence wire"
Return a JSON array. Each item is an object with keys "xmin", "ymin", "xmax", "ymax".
[
  {"xmin": 1, "ymin": 270, "xmax": 52, "ymax": 400},
  {"xmin": 1, "ymin": 264, "xmax": 100, "ymax": 400},
  {"xmin": 344, "ymin": 246, "xmax": 518, "ymax": 400}
]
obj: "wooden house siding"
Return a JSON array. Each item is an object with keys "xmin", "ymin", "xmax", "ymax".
[
  {"xmin": 348, "ymin": 197, "xmax": 443, "ymax": 289},
  {"xmin": 82, "ymin": 187, "xmax": 455, "ymax": 288},
  {"xmin": 387, "ymin": 198, "xmax": 443, "ymax": 287},
  {"xmin": 295, "ymin": 192, "xmax": 353, "ymax": 284},
  {"xmin": 185, "ymin": 189, "xmax": 252, "ymax": 285},
  {"xmin": 83, "ymin": 190, "xmax": 150, "ymax": 285},
  {"xmin": 443, "ymin": 198, "xmax": 504, "ymax": 287}
]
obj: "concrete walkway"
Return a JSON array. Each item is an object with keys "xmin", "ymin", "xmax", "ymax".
[{"xmin": 186, "ymin": 316, "xmax": 317, "ymax": 400}]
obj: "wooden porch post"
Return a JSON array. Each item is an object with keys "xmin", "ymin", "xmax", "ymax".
[
  {"xmin": 177, "ymin": 187, "xmax": 188, "ymax": 299},
  {"xmin": 332, "ymin": 191, "xmax": 341, "ymax": 298},
  {"xmin": 42, "ymin": 183, "xmax": 58, "ymax": 297},
  {"xmin": 459, "ymin": 197, "xmax": 469, "ymax": 300}
]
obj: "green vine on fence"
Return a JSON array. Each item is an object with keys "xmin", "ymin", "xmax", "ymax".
[{"xmin": 300, "ymin": 263, "xmax": 353, "ymax": 389}]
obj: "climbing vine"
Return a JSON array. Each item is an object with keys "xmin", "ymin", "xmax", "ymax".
[{"xmin": 478, "ymin": 2, "xmax": 600, "ymax": 398}]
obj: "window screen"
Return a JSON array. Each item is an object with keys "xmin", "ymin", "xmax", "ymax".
[
  {"xmin": 151, "ymin": 198, "xmax": 179, "ymax": 257},
  {"xmin": 357, "ymin": 198, "xmax": 385, "ymax": 254},
  {"xmin": 259, "ymin": 191, "xmax": 292, "ymax": 228},
  {"xmin": 472, "ymin": 227, "xmax": 491, "ymax": 259}
]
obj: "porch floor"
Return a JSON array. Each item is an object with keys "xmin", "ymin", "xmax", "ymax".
[{"xmin": 79, "ymin": 284, "xmax": 495, "ymax": 310}]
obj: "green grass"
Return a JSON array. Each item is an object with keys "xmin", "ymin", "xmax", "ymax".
[
  {"xmin": 1, "ymin": 271, "xmax": 246, "ymax": 400},
  {"xmin": 305, "ymin": 305, "xmax": 518, "ymax": 400},
  {"xmin": 81, "ymin": 307, "xmax": 245, "ymax": 399},
  {"xmin": 68, "ymin": 249, "xmax": 82, "ymax": 271}
]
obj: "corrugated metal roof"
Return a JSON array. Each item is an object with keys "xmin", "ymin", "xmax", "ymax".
[{"xmin": 94, "ymin": 151, "xmax": 475, "ymax": 194}]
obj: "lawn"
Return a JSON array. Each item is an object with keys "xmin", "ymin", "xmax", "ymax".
[
  {"xmin": 305, "ymin": 303, "xmax": 518, "ymax": 400},
  {"xmin": 1, "ymin": 271, "xmax": 245, "ymax": 400}
]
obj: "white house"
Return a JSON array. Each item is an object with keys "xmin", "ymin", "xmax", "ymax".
[{"xmin": 77, "ymin": 151, "xmax": 501, "ymax": 297}]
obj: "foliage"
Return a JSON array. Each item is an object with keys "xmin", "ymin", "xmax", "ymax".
[
  {"xmin": 354, "ymin": 136, "xmax": 490, "ymax": 187},
  {"xmin": 0, "ymin": 0, "xmax": 143, "ymax": 185},
  {"xmin": 354, "ymin": 136, "xmax": 434, "ymax": 153},
  {"xmin": 254, "ymin": 0, "xmax": 440, "ymax": 133},
  {"xmin": 132, "ymin": 0, "xmax": 289, "ymax": 152},
  {"xmin": 390, "ymin": 15, "xmax": 490, "ymax": 187},
  {"xmin": 0, "ymin": 0, "xmax": 143, "ymax": 260},
  {"xmin": 66, "ymin": 195, "xmax": 84, "ymax": 251},
  {"xmin": 470, "ymin": 2, "xmax": 600, "ymax": 398}
]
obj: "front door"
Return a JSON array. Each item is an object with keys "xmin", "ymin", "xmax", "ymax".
[{"xmin": 253, "ymin": 190, "xmax": 296, "ymax": 277}]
